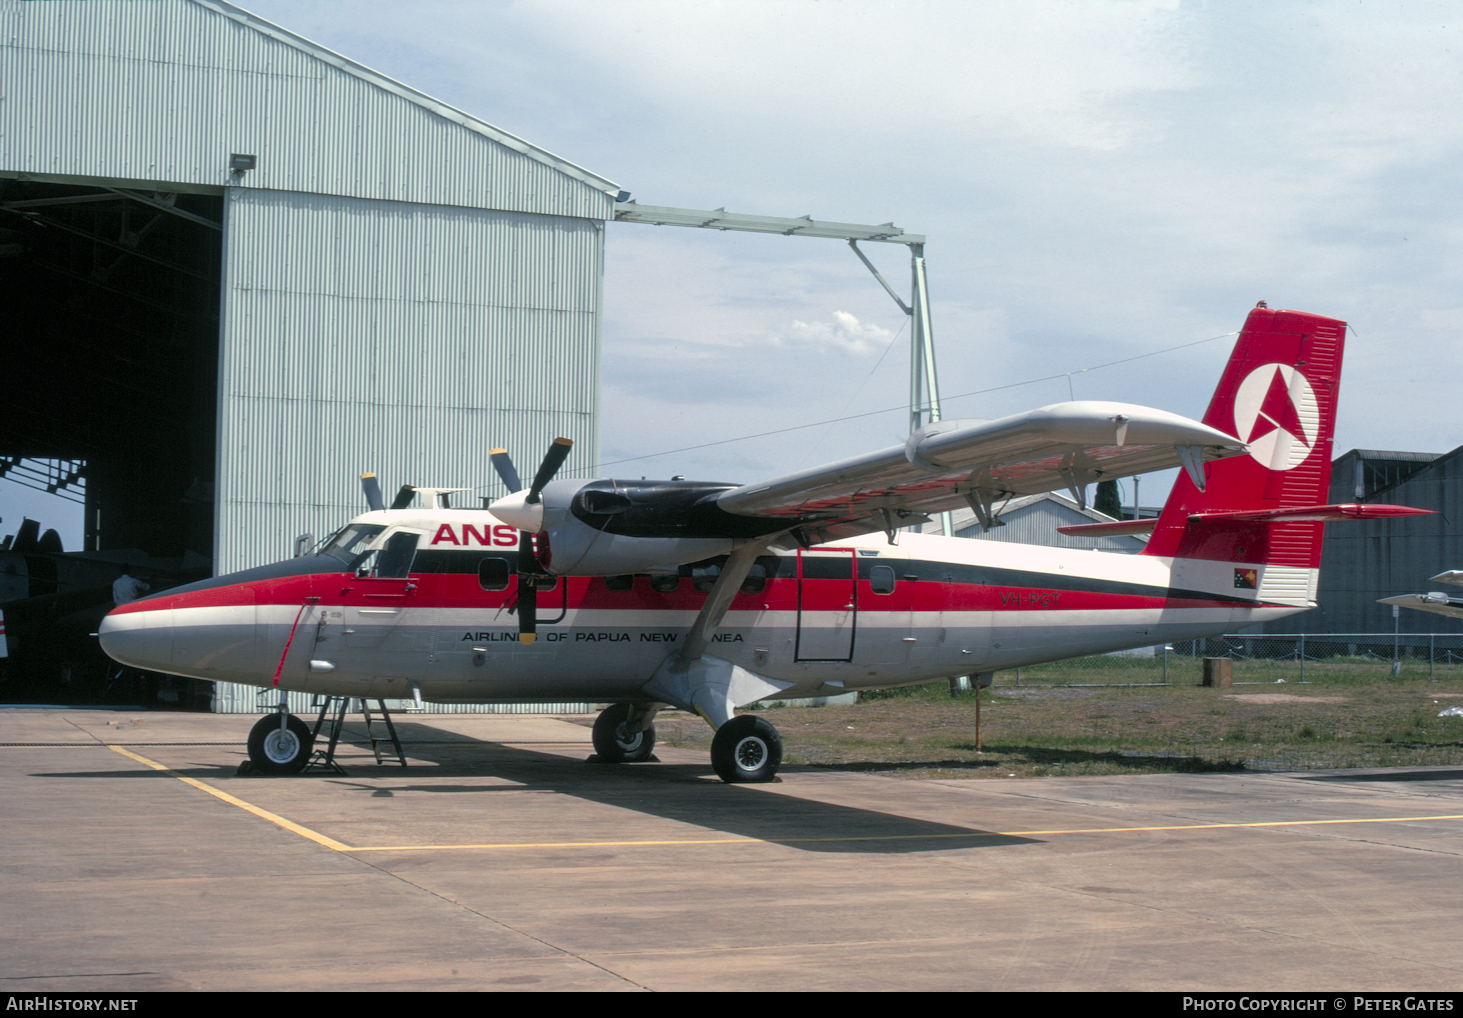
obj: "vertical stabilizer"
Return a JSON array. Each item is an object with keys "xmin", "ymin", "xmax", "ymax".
[{"xmin": 1142, "ymin": 306, "xmax": 1345, "ymax": 601}]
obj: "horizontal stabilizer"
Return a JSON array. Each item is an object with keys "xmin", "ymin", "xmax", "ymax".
[
  {"xmin": 1057, "ymin": 519, "xmax": 1157, "ymax": 538},
  {"xmin": 1062, "ymin": 503, "xmax": 1430, "ymax": 547},
  {"xmin": 1187, "ymin": 504, "xmax": 1432, "ymax": 525}
]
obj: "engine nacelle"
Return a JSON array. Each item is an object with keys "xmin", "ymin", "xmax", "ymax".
[
  {"xmin": 543, "ymin": 528, "xmax": 737, "ymax": 576},
  {"xmin": 491, "ymin": 477, "xmax": 790, "ymax": 576}
]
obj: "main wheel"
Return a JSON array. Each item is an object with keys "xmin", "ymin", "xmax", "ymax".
[
  {"xmin": 247, "ymin": 714, "xmax": 314, "ymax": 775},
  {"xmin": 710, "ymin": 715, "xmax": 782, "ymax": 783},
  {"xmin": 592, "ymin": 702, "xmax": 656, "ymax": 763}
]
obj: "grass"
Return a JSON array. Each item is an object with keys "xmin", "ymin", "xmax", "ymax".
[{"xmin": 645, "ymin": 658, "xmax": 1463, "ymax": 779}]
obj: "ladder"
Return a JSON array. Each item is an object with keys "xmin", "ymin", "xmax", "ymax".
[{"xmin": 306, "ymin": 696, "xmax": 407, "ymax": 772}]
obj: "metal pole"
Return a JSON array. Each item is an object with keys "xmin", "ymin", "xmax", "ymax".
[
  {"xmin": 910, "ymin": 243, "xmax": 942, "ymax": 432},
  {"xmin": 908, "ymin": 244, "xmax": 953, "ymax": 536},
  {"xmin": 1393, "ymin": 604, "xmax": 1401, "ymax": 677}
]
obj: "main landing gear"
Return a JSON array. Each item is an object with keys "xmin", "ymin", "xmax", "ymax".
[
  {"xmin": 246, "ymin": 713, "xmax": 314, "ymax": 775},
  {"xmin": 592, "ymin": 702, "xmax": 658, "ymax": 763},
  {"xmin": 592, "ymin": 702, "xmax": 783, "ymax": 783},
  {"xmin": 711, "ymin": 714, "xmax": 782, "ymax": 783}
]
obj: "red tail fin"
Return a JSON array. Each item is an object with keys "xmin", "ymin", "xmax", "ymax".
[{"xmin": 1142, "ymin": 305, "xmax": 1346, "ymax": 571}]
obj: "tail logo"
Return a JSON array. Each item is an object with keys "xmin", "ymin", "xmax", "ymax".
[{"xmin": 1232, "ymin": 363, "xmax": 1319, "ymax": 472}]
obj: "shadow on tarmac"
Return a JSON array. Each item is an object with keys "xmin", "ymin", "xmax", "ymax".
[
  {"xmin": 32, "ymin": 719, "xmax": 1038, "ymax": 854},
  {"xmin": 1296, "ymin": 767, "xmax": 1463, "ymax": 783}
]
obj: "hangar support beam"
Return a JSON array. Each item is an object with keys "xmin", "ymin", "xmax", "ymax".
[
  {"xmin": 612, "ymin": 201, "xmax": 942, "ymax": 435},
  {"xmin": 612, "ymin": 200, "xmax": 949, "ymax": 533}
]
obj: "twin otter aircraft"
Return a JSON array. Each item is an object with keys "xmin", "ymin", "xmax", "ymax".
[{"xmin": 100, "ymin": 305, "xmax": 1423, "ymax": 782}]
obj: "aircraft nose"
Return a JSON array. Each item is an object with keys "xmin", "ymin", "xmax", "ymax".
[{"xmin": 98, "ymin": 605, "xmax": 175, "ymax": 672}]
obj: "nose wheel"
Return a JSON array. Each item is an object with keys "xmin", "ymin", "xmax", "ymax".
[
  {"xmin": 710, "ymin": 715, "xmax": 782, "ymax": 783},
  {"xmin": 246, "ymin": 713, "xmax": 314, "ymax": 775}
]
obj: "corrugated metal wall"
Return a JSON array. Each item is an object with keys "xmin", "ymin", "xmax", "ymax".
[
  {"xmin": 217, "ymin": 187, "xmax": 602, "ymax": 573},
  {"xmin": 1260, "ymin": 446, "xmax": 1463, "ymax": 636},
  {"xmin": 0, "ymin": 0, "xmax": 616, "ymax": 219},
  {"xmin": 938, "ymin": 494, "xmax": 1148, "ymax": 553},
  {"xmin": 212, "ymin": 686, "xmax": 592, "ymax": 716}
]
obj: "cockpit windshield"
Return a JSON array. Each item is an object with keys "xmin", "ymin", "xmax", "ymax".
[{"xmin": 319, "ymin": 523, "xmax": 386, "ymax": 570}]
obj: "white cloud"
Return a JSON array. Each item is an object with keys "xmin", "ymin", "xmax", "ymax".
[{"xmin": 778, "ymin": 311, "xmax": 894, "ymax": 357}]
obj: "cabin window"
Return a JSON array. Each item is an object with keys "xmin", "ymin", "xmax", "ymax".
[
  {"xmin": 478, "ymin": 557, "xmax": 510, "ymax": 591},
  {"xmin": 870, "ymin": 565, "xmax": 896, "ymax": 594},
  {"xmin": 649, "ymin": 573, "xmax": 680, "ymax": 593},
  {"xmin": 605, "ymin": 575, "xmax": 634, "ymax": 592},
  {"xmin": 533, "ymin": 575, "xmax": 558, "ymax": 591},
  {"xmin": 691, "ymin": 563, "xmax": 720, "ymax": 593},
  {"xmin": 740, "ymin": 563, "xmax": 767, "ymax": 594}
]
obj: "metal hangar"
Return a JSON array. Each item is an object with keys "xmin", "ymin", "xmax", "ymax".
[{"xmin": 0, "ymin": 0, "xmax": 619, "ymax": 707}]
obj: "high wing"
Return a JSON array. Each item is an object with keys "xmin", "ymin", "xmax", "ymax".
[
  {"xmin": 490, "ymin": 400, "xmax": 1247, "ymax": 575},
  {"xmin": 713, "ymin": 401, "xmax": 1246, "ymax": 537}
]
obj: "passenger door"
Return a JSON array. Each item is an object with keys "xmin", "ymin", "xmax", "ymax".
[{"xmin": 795, "ymin": 547, "xmax": 857, "ymax": 661}]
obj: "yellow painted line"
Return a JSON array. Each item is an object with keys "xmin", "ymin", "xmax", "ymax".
[
  {"xmin": 102, "ymin": 744, "xmax": 1463, "ymax": 854},
  {"xmin": 1002, "ymin": 814, "xmax": 1463, "ymax": 837},
  {"xmin": 106, "ymin": 745, "xmax": 355, "ymax": 852},
  {"xmin": 346, "ymin": 813, "xmax": 1463, "ymax": 852}
]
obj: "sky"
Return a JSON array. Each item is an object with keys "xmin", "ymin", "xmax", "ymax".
[{"xmin": 9, "ymin": 0, "xmax": 1463, "ymax": 546}]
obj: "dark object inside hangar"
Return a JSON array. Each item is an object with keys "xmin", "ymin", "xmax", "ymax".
[
  {"xmin": 2, "ymin": 177, "xmax": 222, "ymax": 558},
  {"xmin": 1, "ymin": 177, "xmax": 224, "ymax": 700}
]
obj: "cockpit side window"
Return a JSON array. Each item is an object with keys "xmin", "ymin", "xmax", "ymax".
[
  {"xmin": 375, "ymin": 531, "xmax": 421, "ymax": 578},
  {"xmin": 320, "ymin": 524, "xmax": 386, "ymax": 570}
]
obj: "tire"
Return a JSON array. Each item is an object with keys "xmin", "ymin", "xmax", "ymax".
[
  {"xmin": 710, "ymin": 714, "xmax": 782, "ymax": 783},
  {"xmin": 592, "ymin": 703, "xmax": 656, "ymax": 763},
  {"xmin": 247, "ymin": 714, "xmax": 314, "ymax": 775}
]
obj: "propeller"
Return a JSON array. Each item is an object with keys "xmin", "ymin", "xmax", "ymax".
[
  {"xmin": 488, "ymin": 449, "xmax": 521, "ymax": 495},
  {"xmin": 362, "ymin": 474, "xmax": 418, "ymax": 510},
  {"xmin": 361, "ymin": 473, "xmax": 385, "ymax": 512},
  {"xmin": 489, "ymin": 438, "xmax": 574, "ymax": 645},
  {"xmin": 526, "ymin": 437, "xmax": 573, "ymax": 505}
]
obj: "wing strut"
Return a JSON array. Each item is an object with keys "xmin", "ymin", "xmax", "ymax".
[{"xmin": 641, "ymin": 537, "xmax": 793, "ymax": 729}]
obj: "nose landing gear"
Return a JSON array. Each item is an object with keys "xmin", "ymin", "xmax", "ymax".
[{"xmin": 246, "ymin": 713, "xmax": 314, "ymax": 775}]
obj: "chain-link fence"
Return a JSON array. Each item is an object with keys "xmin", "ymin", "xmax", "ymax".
[{"xmin": 1001, "ymin": 633, "xmax": 1463, "ymax": 685}]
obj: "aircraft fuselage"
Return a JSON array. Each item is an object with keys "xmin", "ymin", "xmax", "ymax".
[{"xmin": 100, "ymin": 511, "xmax": 1306, "ymax": 704}]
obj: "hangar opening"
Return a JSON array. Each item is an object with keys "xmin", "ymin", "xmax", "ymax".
[
  {"xmin": 1, "ymin": 177, "xmax": 223, "ymax": 701},
  {"xmin": 2, "ymin": 178, "xmax": 222, "ymax": 559}
]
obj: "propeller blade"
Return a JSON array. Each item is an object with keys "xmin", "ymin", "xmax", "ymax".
[
  {"xmin": 525, "ymin": 438, "xmax": 574, "ymax": 505},
  {"xmin": 489, "ymin": 448, "xmax": 523, "ymax": 494},
  {"xmin": 389, "ymin": 485, "xmax": 417, "ymax": 510},
  {"xmin": 516, "ymin": 531, "xmax": 538, "ymax": 644},
  {"xmin": 361, "ymin": 473, "xmax": 385, "ymax": 512}
]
